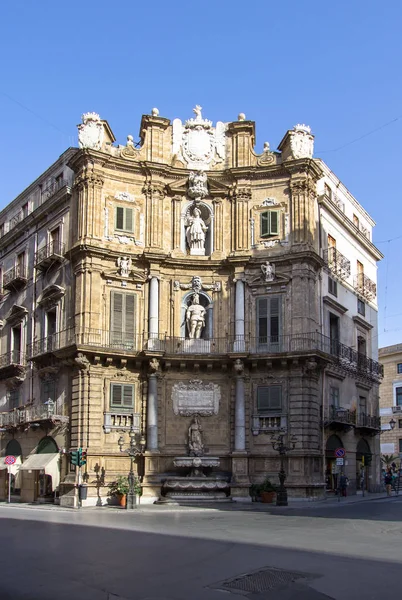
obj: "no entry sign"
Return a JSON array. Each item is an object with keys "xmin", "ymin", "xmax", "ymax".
[
  {"xmin": 4, "ymin": 455, "xmax": 16, "ymax": 466},
  {"xmin": 335, "ymin": 448, "xmax": 346, "ymax": 458}
]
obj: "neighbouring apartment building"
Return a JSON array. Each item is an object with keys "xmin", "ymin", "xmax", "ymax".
[
  {"xmin": 0, "ymin": 107, "xmax": 383, "ymax": 505},
  {"xmin": 379, "ymin": 344, "xmax": 402, "ymax": 458}
]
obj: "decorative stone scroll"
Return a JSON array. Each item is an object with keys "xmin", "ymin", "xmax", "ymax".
[{"xmin": 172, "ymin": 379, "xmax": 220, "ymax": 416}]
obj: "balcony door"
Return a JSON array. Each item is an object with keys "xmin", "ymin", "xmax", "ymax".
[
  {"xmin": 257, "ymin": 296, "xmax": 281, "ymax": 352},
  {"xmin": 11, "ymin": 325, "xmax": 22, "ymax": 363},
  {"xmin": 329, "ymin": 313, "xmax": 340, "ymax": 356},
  {"xmin": 45, "ymin": 310, "xmax": 57, "ymax": 352},
  {"xmin": 50, "ymin": 227, "xmax": 60, "ymax": 255}
]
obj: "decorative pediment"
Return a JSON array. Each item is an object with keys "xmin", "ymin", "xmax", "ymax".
[
  {"xmin": 6, "ymin": 305, "xmax": 28, "ymax": 325},
  {"xmin": 37, "ymin": 285, "xmax": 65, "ymax": 308},
  {"xmin": 102, "ymin": 265, "xmax": 148, "ymax": 284}
]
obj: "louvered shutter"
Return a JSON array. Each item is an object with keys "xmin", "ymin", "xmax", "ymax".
[
  {"xmin": 124, "ymin": 294, "xmax": 135, "ymax": 348},
  {"xmin": 269, "ymin": 211, "xmax": 279, "ymax": 235},
  {"xmin": 257, "ymin": 386, "xmax": 282, "ymax": 412},
  {"xmin": 125, "ymin": 208, "xmax": 133, "ymax": 232},
  {"xmin": 269, "ymin": 385, "xmax": 282, "ymax": 410},
  {"xmin": 257, "ymin": 387, "xmax": 270, "ymax": 411},
  {"xmin": 116, "ymin": 207, "xmax": 124, "ymax": 230},
  {"xmin": 111, "ymin": 384, "xmax": 122, "ymax": 406},
  {"xmin": 111, "ymin": 292, "xmax": 123, "ymax": 346},
  {"xmin": 270, "ymin": 297, "xmax": 280, "ymax": 342},
  {"xmin": 123, "ymin": 385, "xmax": 134, "ymax": 407},
  {"xmin": 260, "ymin": 212, "xmax": 269, "ymax": 237},
  {"xmin": 257, "ymin": 298, "xmax": 268, "ymax": 344}
]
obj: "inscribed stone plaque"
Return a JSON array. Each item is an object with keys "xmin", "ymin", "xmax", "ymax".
[{"xmin": 172, "ymin": 379, "xmax": 220, "ymax": 416}]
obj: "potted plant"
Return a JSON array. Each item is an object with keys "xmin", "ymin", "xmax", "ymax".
[
  {"xmin": 260, "ymin": 478, "xmax": 277, "ymax": 504},
  {"xmin": 108, "ymin": 476, "xmax": 129, "ymax": 507}
]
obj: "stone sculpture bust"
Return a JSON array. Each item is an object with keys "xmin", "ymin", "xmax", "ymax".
[{"xmin": 188, "ymin": 415, "xmax": 204, "ymax": 457}]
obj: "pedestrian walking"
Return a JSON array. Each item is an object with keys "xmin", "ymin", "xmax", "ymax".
[
  {"xmin": 384, "ymin": 469, "xmax": 393, "ymax": 496},
  {"xmin": 339, "ymin": 473, "xmax": 348, "ymax": 497}
]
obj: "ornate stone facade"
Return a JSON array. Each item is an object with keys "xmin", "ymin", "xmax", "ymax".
[{"xmin": 0, "ymin": 107, "xmax": 383, "ymax": 505}]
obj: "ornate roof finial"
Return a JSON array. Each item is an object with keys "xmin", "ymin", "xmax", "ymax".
[
  {"xmin": 238, "ymin": 113, "xmax": 246, "ymax": 121},
  {"xmin": 151, "ymin": 107, "xmax": 159, "ymax": 117},
  {"xmin": 193, "ymin": 105, "xmax": 202, "ymax": 120}
]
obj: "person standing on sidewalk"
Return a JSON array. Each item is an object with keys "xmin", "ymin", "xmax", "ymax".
[{"xmin": 384, "ymin": 468, "xmax": 393, "ymax": 497}]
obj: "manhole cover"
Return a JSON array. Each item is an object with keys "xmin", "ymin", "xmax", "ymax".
[{"xmin": 216, "ymin": 567, "xmax": 309, "ymax": 593}]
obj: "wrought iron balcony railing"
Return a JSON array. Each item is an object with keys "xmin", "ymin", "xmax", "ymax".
[
  {"xmin": 35, "ymin": 241, "xmax": 65, "ymax": 268},
  {"xmin": 323, "ymin": 247, "xmax": 351, "ymax": 280},
  {"xmin": 0, "ymin": 403, "xmax": 68, "ymax": 428},
  {"xmin": 0, "ymin": 350, "xmax": 26, "ymax": 369},
  {"xmin": 41, "ymin": 178, "xmax": 70, "ymax": 201},
  {"xmin": 356, "ymin": 413, "xmax": 381, "ymax": 430},
  {"xmin": 326, "ymin": 406, "xmax": 356, "ymax": 427},
  {"xmin": 26, "ymin": 328, "xmax": 384, "ymax": 380},
  {"xmin": 354, "ymin": 273, "xmax": 377, "ymax": 300},
  {"xmin": 3, "ymin": 265, "xmax": 28, "ymax": 289}
]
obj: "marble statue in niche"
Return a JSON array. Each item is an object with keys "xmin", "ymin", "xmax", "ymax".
[
  {"xmin": 186, "ymin": 293, "xmax": 206, "ymax": 339},
  {"xmin": 188, "ymin": 415, "xmax": 204, "ymax": 456},
  {"xmin": 261, "ymin": 261, "xmax": 275, "ymax": 282},
  {"xmin": 117, "ymin": 256, "xmax": 132, "ymax": 277},
  {"xmin": 186, "ymin": 207, "xmax": 208, "ymax": 255}
]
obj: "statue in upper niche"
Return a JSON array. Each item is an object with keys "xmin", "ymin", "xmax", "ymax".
[
  {"xmin": 261, "ymin": 261, "xmax": 275, "ymax": 282},
  {"xmin": 186, "ymin": 207, "xmax": 208, "ymax": 254},
  {"xmin": 186, "ymin": 294, "xmax": 206, "ymax": 339}
]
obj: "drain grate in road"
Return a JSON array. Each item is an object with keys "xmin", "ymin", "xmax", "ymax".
[{"xmin": 217, "ymin": 567, "xmax": 308, "ymax": 593}]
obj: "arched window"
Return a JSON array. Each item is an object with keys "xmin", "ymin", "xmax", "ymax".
[
  {"xmin": 5, "ymin": 439, "xmax": 22, "ymax": 456},
  {"xmin": 37, "ymin": 436, "xmax": 58, "ymax": 454}
]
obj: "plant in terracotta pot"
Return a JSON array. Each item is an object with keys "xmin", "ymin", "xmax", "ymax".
[
  {"xmin": 108, "ymin": 476, "xmax": 130, "ymax": 507},
  {"xmin": 260, "ymin": 478, "xmax": 277, "ymax": 503}
]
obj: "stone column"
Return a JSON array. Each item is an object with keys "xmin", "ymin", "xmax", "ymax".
[
  {"xmin": 148, "ymin": 276, "xmax": 159, "ymax": 339},
  {"xmin": 234, "ymin": 361, "xmax": 246, "ymax": 451},
  {"xmin": 235, "ymin": 279, "xmax": 245, "ymax": 351},
  {"xmin": 147, "ymin": 359, "xmax": 159, "ymax": 451}
]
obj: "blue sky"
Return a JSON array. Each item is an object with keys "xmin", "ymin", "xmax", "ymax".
[{"xmin": 1, "ymin": 1, "xmax": 401, "ymax": 347}]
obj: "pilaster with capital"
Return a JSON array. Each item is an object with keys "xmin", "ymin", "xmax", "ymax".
[
  {"xmin": 234, "ymin": 360, "xmax": 246, "ymax": 451},
  {"xmin": 231, "ymin": 188, "xmax": 251, "ymax": 251},
  {"xmin": 212, "ymin": 198, "xmax": 224, "ymax": 254},
  {"xmin": 171, "ymin": 195, "xmax": 182, "ymax": 251},
  {"xmin": 74, "ymin": 172, "xmax": 104, "ymax": 243},
  {"xmin": 143, "ymin": 183, "xmax": 165, "ymax": 250},
  {"xmin": 289, "ymin": 176, "xmax": 317, "ymax": 247}
]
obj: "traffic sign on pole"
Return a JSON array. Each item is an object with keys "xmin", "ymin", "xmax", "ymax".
[
  {"xmin": 4, "ymin": 455, "xmax": 16, "ymax": 466},
  {"xmin": 335, "ymin": 447, "xmax": 346, "ymax": 458},
  {"xmin": 336, "ymin": 458, "xmax": 344, "ymax": 466}
]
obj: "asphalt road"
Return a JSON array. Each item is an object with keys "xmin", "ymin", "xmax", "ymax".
[{"xmin": 0, "ymin": 497, "xmax": 401, "ymax": 600}]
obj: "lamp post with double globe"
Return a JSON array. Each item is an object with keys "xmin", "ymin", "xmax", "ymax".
[
  {"xmin": 271, "ymin": 430, "xmax": 298, "ymax": 507},
  {"xmin": 118, "ymin": 427, "xmax": 145, "ymax": 510}
]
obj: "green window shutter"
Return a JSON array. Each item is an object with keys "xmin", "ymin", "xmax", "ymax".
[
  {"xmin": 270, "ymin": 297, "xmax": 280, "ymax": 340},
  {"xmin": 257, "ymin": 386, "xmax": 282, "ymax": 412},
  {"xmin": 124, "ymin": 295, "xmax": 135, "ymax": 344},
  {"xmin": 260, "ymin": 212, "xmax": 269, "ymax": 237},
  {"xmin": 125, "ymin": 208, "xmax": 133, "ymax": 232},
  {"xmin": 111, "ymin": 292, "xmax": 123, "ymax": 345},
  {"xmin": 269, "ymin": 385, "xmax": 282, "ymax": 410},
  {"xmin": 116, "ymin": 207, "xmax": 124, "ymax": 230},
  {"xmin": 269, "ymin": 211, "xmax": 279, "ymax": 235},
  {"xmin": 111, "ymin": 384, "xmax": 122, "ymax": 407},
  {"xmin": 257, "ymin": 298, "xmax": 268, "ymax": 341},
  {"xmin": 123, "ymin": 385, "xmax": 134, "ymax": 407}
]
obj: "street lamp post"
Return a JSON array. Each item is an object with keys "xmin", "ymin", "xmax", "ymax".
[
  {"xmin": 118, "ymin": 427, "xmax": 145, "ymax": 510},
  {"xmin": 271, "ymin": 431, "xmax": 297, "ymax": 507}
]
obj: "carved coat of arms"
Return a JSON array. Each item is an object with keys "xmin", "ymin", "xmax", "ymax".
[
  {"xmin": 290, "ymin": 124, "xmax": 314, "ymax": 159},
  {"xmin": 172, "ymin": 106, "xmax": 226, "ymax": 170},
  {"xmin": 78, "ymin": 112, "xmax": 104, "ymax": 150}
]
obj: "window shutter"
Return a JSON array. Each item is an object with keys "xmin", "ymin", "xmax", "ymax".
[
  {"xmin": 123, "ymin": 385, "xmax": 134, "ymax": 407},
  {"xmin": 111, "ymin": 292, "xmax": 123, "ymax": 345},
  {"xmin": 111, "ymin": 384, "xmax": 122, "ymax": 406},
  {"xmin": 257, "ymin": 386, "xmax": 282, "ymax": 412},
  {"xmin": 116, "ymin": 207, "xmax": 124, "ymax": 230},
  {"xmin": 257, "ymin": 298, "xmax": 268, "ymax": 341},
  {"xmin": 257, "ymin": 387, "xmax": 270, "ymax": 411},
  {"xmin": 124, "ymin": 295, "xmax": 135, "ymax": 344},
  {"xmin": 125, "ymin": 208, "xmax": 133, "ymax": 232},
  {"xmin": 269, "ymin": 211, "xmax": 279, "ymax": 235},
  {"xmin": 269, "ymin": 297, "xmax": 280, "ymax": 341},
  {"xmin": 260, "ymin": 212, "xmax": 269, "ymax": 237},
  {"xmin": 269, "ymin": 385, "xmax": 282, "ymax": 410}
]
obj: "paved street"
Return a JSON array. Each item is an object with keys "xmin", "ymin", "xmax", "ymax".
[{"xmin": 0, "ymin": 497, "xmax": 401, "ymax": 600}]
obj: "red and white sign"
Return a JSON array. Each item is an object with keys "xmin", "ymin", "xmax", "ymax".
[
  {"xmin": 335, "ymin": 447, "xmax": 346, "ymax": 458},
  {"xmin": 4, "ymin": 455, "xmax": 16, "ymax": 466}
]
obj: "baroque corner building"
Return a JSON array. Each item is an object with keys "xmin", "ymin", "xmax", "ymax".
[{"xmin": 0, "ymin": 107, "xmax": 383, "ymax": 505}]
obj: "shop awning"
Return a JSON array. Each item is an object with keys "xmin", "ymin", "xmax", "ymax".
[{"xmin": 19, "ymin": 453, "xmax": 60, "ymax": 490}]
